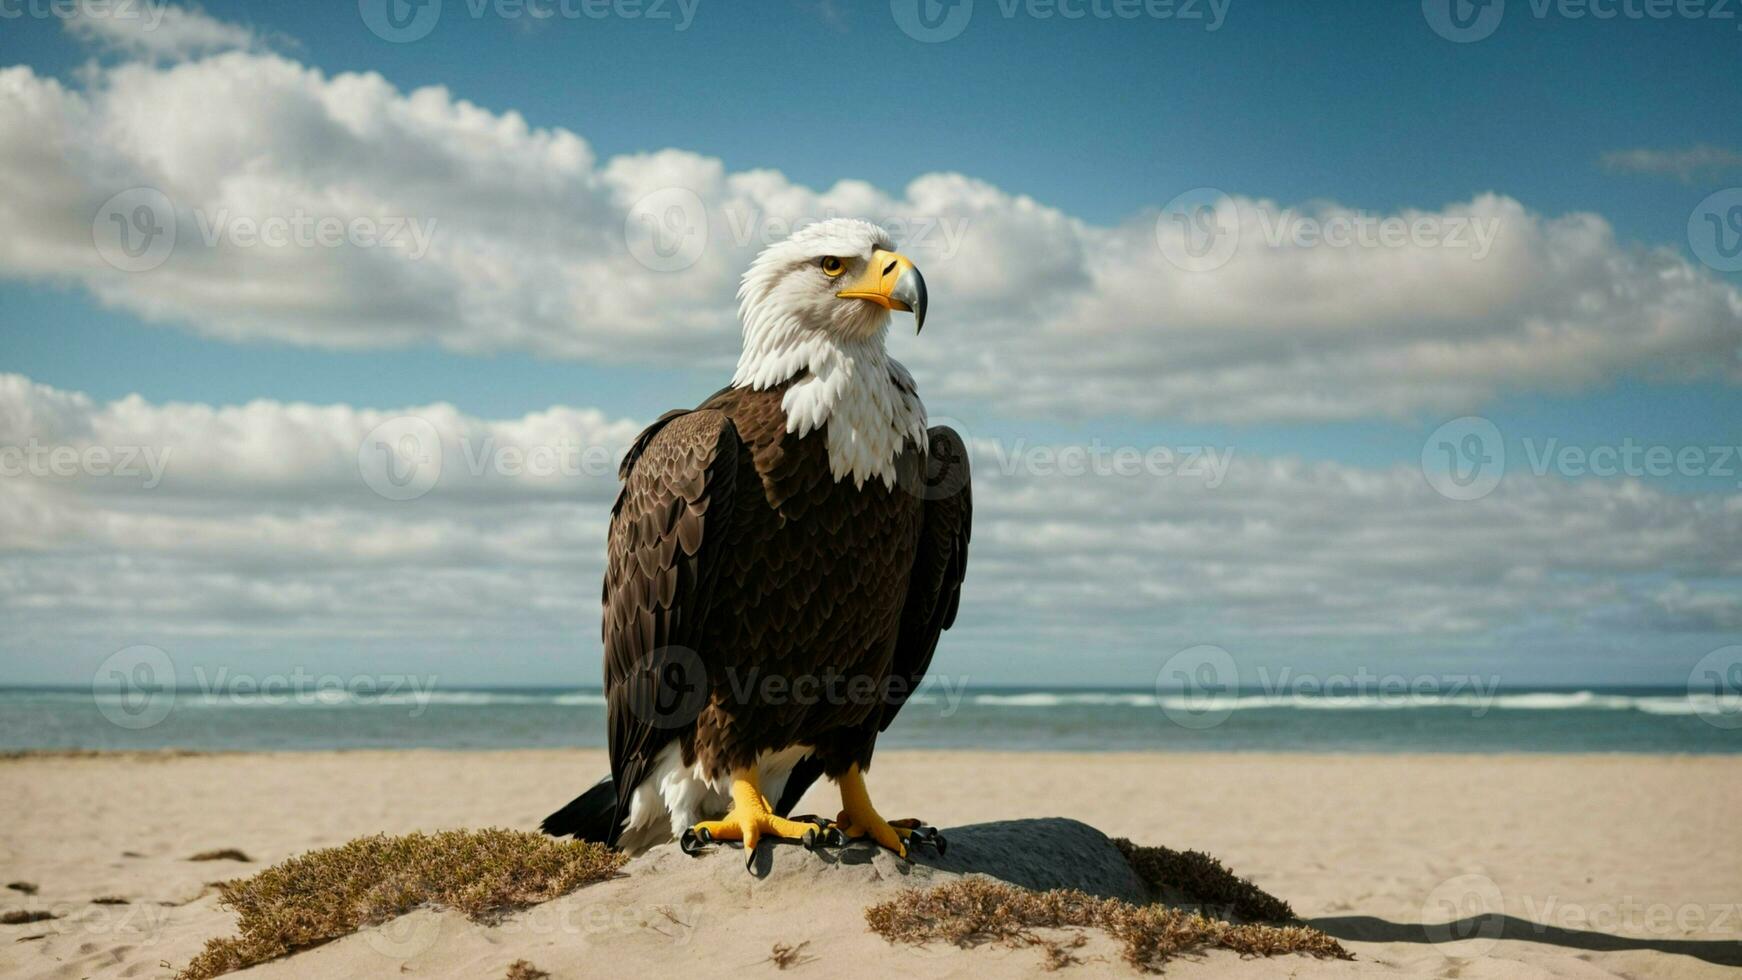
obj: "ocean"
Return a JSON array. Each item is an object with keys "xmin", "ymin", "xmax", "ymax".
[{"xmin": 2, "ymin": 685, "xmax": 1738, "ymax": 754}]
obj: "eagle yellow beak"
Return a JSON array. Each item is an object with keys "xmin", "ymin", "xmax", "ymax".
[{"xmin": 837, "ymin": 248, "xmax": 928, "ymax": 333}]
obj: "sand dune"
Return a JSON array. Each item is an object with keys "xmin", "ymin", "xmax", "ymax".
[{"xmin": 2, "ymin": 751, "xmax": 1738, "ymax": 978}]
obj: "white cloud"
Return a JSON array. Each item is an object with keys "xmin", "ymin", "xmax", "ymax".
[
  {"xmin": 1, "ymin": 37, "xmax": 1738, "ymax": 422},
  {"xmin": 1600, "ymin": 145, "xmax": 1742, "ymax": 182},
  {"xmin": 4, "ymin": 375, "xmax": 1737, "ymax": 682},
  {"xmin": 62, "ymin": 3, "xmax": 261, "ymax": 60}
]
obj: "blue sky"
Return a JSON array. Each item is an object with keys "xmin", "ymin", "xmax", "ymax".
[
  {"xmin": 5, "ymin": 0, "xmax": 1740, "ymax": 453},
  {"xmin": 1, "ymin": 0, "xmax": 1740, "ymax": 689}
]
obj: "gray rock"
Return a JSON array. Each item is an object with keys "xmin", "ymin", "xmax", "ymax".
[{"xmin": 622, "ymin": 817, "xmax": 1153, "ymax": 904}]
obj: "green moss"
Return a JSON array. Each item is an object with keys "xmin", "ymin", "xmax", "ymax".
[
  {"xmin": 866, "ymin": 878, "xmax": 1349, "ymax": 973},
  {"xmin": 1111, "ymin": 837, "xmax": 1295, "ymax": 922},
  {"xmin": 176, "ymin": 829, "xmax": 623, "ymax": 980}
]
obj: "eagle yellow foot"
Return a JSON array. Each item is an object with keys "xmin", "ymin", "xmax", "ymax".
[
  {"xmin": 825, "ymin": 764, "xmax": 946, "ymax": 860},
  {"xmin": 678, "ymin": 769, "xmax": 826, "ymax": 869}
]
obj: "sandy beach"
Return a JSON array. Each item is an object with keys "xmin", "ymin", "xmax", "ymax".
[{"xmin": 2, "ymin": 750, "xmax": 1738, "ymax": 978}]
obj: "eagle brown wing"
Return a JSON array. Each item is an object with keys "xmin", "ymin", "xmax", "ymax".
[
  {"xmin": 882, "ymin": 424, "xmax": 973, "ymax": 729},
  {"xmin": 602, "ymin": 408, "xmax": 741, "ymax": 842}
]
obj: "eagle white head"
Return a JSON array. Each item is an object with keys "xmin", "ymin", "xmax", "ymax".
[{"xmin": 731, "ymin": 218, "xmax": 931, "ymax": 487}]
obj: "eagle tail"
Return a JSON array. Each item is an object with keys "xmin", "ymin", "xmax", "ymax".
[
  {"xmin": 773, "ymin": 755, "xmax": 826, "ymax": 817},
  {"xmin": 539, "ymin": 775, "xmax": 618, "ymax": 844}
]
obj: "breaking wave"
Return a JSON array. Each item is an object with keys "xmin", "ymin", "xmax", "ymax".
[{"xmin": 32, "ymin": 688, "xmax": 1740, "ymax": 719}]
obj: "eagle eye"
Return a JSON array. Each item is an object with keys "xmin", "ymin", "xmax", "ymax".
[{"xmin": 819, "ymin": 256, "xmax": 846, "ymax": 277}]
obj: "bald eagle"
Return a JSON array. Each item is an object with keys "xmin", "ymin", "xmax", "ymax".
[{"xmin": 541, "ymin": 219, "xmax": 972, "ymax": 866}]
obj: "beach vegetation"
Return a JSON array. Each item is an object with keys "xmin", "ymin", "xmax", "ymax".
[
  {"xmin": 503, "ymin": 959, "xmax": 551, "ymax": 980},
  {"xmin": 1111, "ymin": 837, "xmax": 1295, "ymax": 922},
  {"xmin": 188, "ymin": 849, "xmax": 253, "ymax": 862},
  {"xmin": 175, "ymin": 829, "xmax": 623, "ymax": 980},
  {"xmin": 865, "ymin": 878, "xmax": 1349, "ymax": 972}
]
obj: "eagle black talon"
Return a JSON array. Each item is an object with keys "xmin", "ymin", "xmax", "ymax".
[
  {"xmin": 907, "ymin": 826, "xmax": 946, "ymax": 855},
  {"xmin": 797, "ymin": 815, "xmax": 847, "ymax": 848},
  {"xmin": 679, "ymin": 827, "xmax": 710, "ymax": 855}
]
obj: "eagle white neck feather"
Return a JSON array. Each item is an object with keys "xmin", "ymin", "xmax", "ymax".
[
  {"xmin": 731, "ymin": 322, "xmax": 926, "ymax": 488},
  {"xmin": 730, "ymin": 224, "xmax": 929, "ymax": 487}
]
